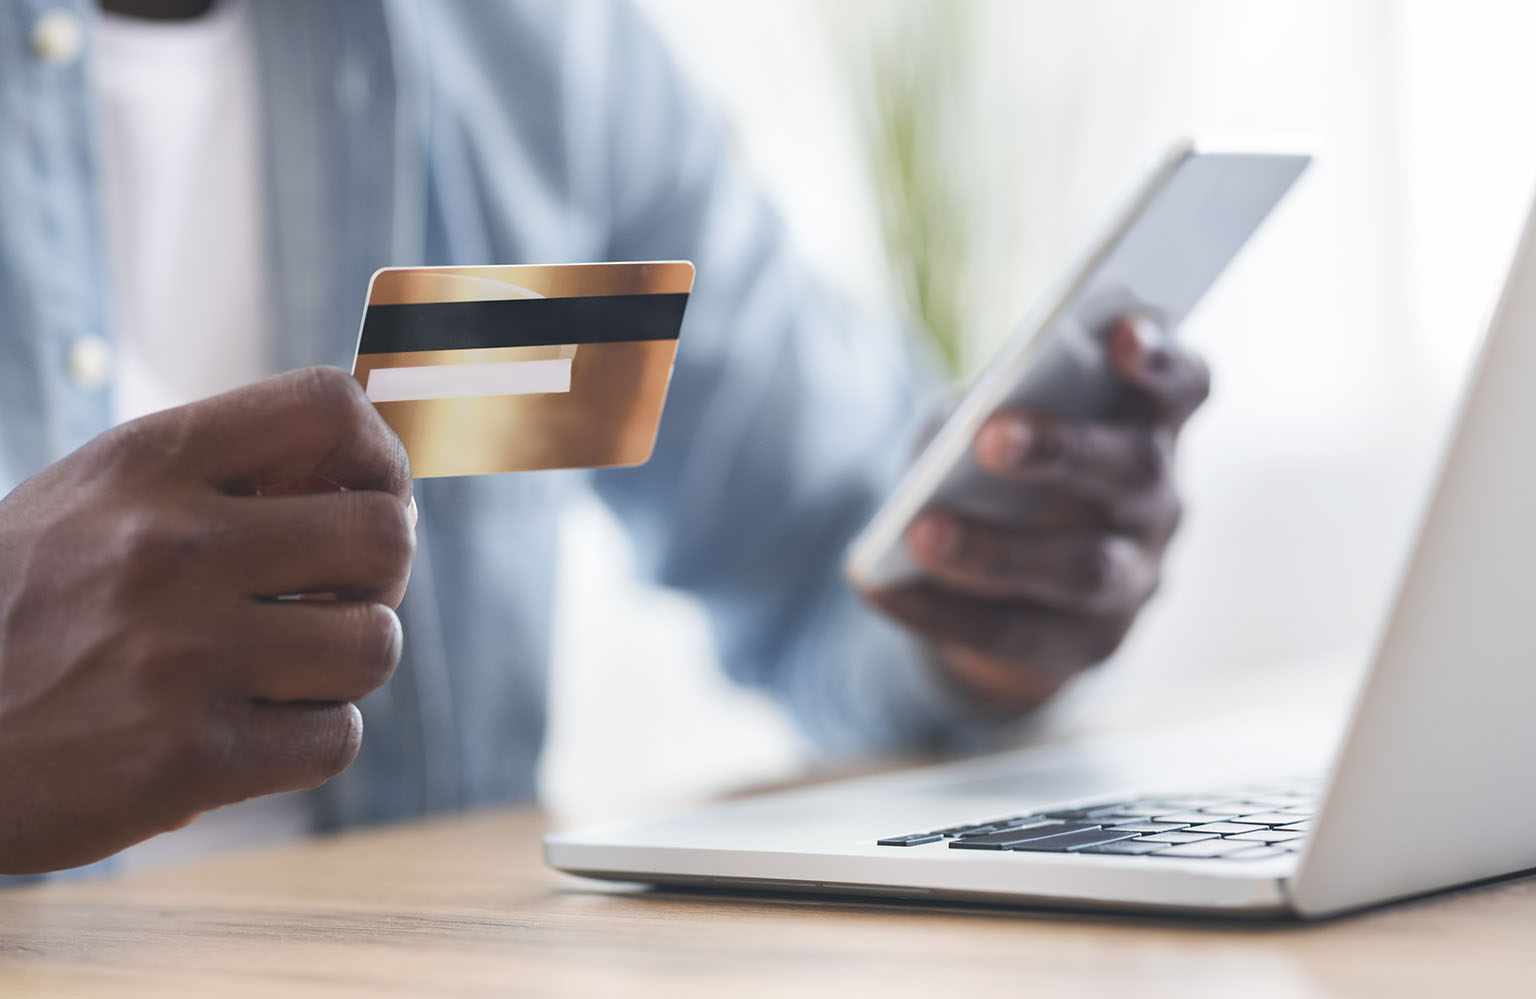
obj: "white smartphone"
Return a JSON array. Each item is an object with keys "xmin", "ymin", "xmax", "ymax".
[{"xmin": 844, "ymin": 139, "xmax": 1311, "ymax": 590}]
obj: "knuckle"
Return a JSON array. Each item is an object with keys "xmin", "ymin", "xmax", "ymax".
[
  {"xmin": 351, "ymin": 492, "xmax": 415, "ymax": 579},
  {"xmin": 349, "ymin": 603, "xmax": 403, "ymax": 693},
  {"xmin": 381, "ymin": 426, "xmax": 411, "ymax": 487},
  {"xmin": 91, "ymin": 413, "xmax": 179, "ymax": 472},
  {"xmin": 294, "ymin": 366, "xmax": 371, "ymax": 426},
  {"xmin": 308, "ymin": 703, "xmax": 364, "ymax": 785},
  {"xmin": 294, "ymin": 367, "xmax": 410, "ymax": 488},
  {"xmin": 110, "ymin": 509, "xmax": 204, "ymax": 582},
  {"xmin": 266, "ymin": 704, "xmax": 364, "ymax": 793},
  {"xmin": 301, "ymin": 363, "xmax": 365, "ymax": 403},
  {"xmin": 91, "ymin": 420, "xmax": 149, "ymax": 467},
  {"xmin": 1159, "ymin": 496, "xmax": 1185, "ymax": 541},
  {"xmin": 155, "ymin": 711, "xmax": 232, "ymax": 795},
  {"xmin": 1134, "ymin": 432, "xmax": 1169, "ymax": 486},
  {"xmin": 1187, "ymin": 354, "xmax": 1213, "ymax": 403},
  {"xmin": 245, "ymin": 704, "xmax": 364, "ymax": 796},
  {"xmin": 1030, "ymin": 416, "xmax": 1068, "ymax": 469},
  {"xmin": 115, "ymin": 622, "xmax": 192, "ymax": 680},
  {"xmin": 1123, "ymin": 474, "xmax": 1182, "ymax": 543},
  {"xmin": 1075, "ymin": 537, "xmax": 1115, "ymax": 595},
  {"xmin": 186, "ymin": 716, "xmax": 234, "ymax": 778},
  {"xmin": 1075, "ymin": 536, "xmax": 1134, "ymax": 608}
]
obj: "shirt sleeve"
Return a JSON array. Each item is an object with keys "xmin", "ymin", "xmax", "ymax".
[{"xmin": 587, "ymin": 1, "xmax": 1012, "ymax": 754}]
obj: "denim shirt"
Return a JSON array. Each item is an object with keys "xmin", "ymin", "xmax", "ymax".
[{"xmin": 0, "ymin": 0, "xmax": 991, "ymax": 835}]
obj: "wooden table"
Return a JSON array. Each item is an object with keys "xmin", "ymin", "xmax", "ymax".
[{"xmin": 1, "ymin": 806, "xmax": 1534, "ymax": 997}]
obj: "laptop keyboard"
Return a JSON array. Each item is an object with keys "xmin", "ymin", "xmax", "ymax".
[{"xmin": 877, "ymin": 779, "xmax": 1317, "ymax": 861}]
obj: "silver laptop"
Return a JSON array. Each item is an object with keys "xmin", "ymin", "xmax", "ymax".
[{"xmin": 544, "ymin": 196, "xmax": 1536, "ymax": 920}]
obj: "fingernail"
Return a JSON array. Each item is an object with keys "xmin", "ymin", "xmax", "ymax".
[
  {"xmin": 1129, "ymin": 316, "xmax": 1170, "ymax": 375},
  {"xmin": 407, "ymin": 493, "xmax": 418, "ymax": 529},
  {"xmin": 976, "ymin": 417, "xmax": 1033, "ymax": 471},
  {"xmin": 908, "ymin": 514, "xmax": 961, "ymax": 564}
]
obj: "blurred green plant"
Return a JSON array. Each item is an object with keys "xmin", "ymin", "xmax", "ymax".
[{"xmin": 830, "ymin": 0, "xmax": 977, "ymax": 379}]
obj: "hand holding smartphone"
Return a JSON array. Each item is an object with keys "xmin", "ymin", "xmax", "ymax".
[{"xmin": 845, "ymin": 140, "xmax": 1311, "ymax": 589}]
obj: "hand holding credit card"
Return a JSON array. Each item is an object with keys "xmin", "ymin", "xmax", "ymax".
[{"xmin": 352, "ymin": 261, "xmax": 694, "ymax": 478}]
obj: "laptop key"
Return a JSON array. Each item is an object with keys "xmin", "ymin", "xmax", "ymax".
[
  {"xmin": 1276, "ymin": 821, "xmax": 1311, "ymax": 832},
  {"xmin": 1150, "ymin": 840, "xmax": 1265, "ymax": 859},
  {"xmin": 1151, "ymin": 812, "xmax": 1218, "ymax": 825},
  {"xmin": 1193, "ymin": 804, "xmax": 1264, "ymax": 816},
  {"xmin": 1009, "ymin": 828, "xmax": 1142, "ymax": 853},
  {"xmin": 957, "ymin": 817, "xmax": 1060, "ymax": 838},
  {"xmin": 1106, "ymin": 821, "xmax": 1191, "ymax": 833},
  {"xmin": 935, "ymin": 822, "xmax": 1016, "ymax": 837},
  {"xmin": 1136, "ymin": 831, "xmax": 1218, "ymax": 844},
  {"xmin": 877, "ymin": 833, "xmax": 945, "ymax": 847},
  {"xmin": 1236, "ymin": 800, "xmax": 1311, "ymax": 812},
  {"xmin": 1227, "ymin": 829, "xmax": 1305, "ymax": 844},
  {"xmin": 1040, "ymin": 803, "xmax": 1130, "ymax": 820},
  {"xmin": 947, "ymin": 822, "xmax": 1089, "ymax": 850},
  {"xmin": 1080, "ymin": 839, "xmax": 1169, "ymax": 856},
  {"xmin": 1234, "ymin": 812, "xmax": 1313, "ymax": 826},
  {"xmin": 1185, "ymin": 821, "xmax": 1268, "ymax": 834},
  {"xmin": 1146, "ymin": 795, "xmax": 1229, "ymax": 807},
  {"xmin": 1091, "ymin": 811, "xmax": 1156, "ymax": 825},
  {"xmin": 1225, "ymin": 846, "xmax": 1291, "ymax": 861}
]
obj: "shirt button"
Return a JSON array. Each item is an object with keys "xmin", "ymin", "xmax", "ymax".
[
  {"xmin": 67, "ymin": 335, "xmax": 113, "ymax": 392},
  {"xmin": 31, "ymin": 9, "xmax": 85, "ymax": 66}
]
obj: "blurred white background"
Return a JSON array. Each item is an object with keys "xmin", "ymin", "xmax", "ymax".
[{"xmin": 539, "ymin": 0, "xmax": 1536, "ymax": 819}]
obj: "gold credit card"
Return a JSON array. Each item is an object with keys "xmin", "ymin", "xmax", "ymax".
[{"xmin": 351, "ymin": 262, "xmax": 694, "ymax": 478}]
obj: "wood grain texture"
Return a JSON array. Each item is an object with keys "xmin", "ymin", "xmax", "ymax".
[{"xmin": 1, "ymin": 806, "xmax": 1534, "ymax": 998}]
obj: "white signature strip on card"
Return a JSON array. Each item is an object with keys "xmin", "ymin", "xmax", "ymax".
[{"xmin": 365, "ymin": 358, "xmax": 574, "ymax": 402}]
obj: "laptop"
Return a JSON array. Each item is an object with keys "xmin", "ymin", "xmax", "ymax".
[{"xmin": 544, "ymin": 196, "xmax": 1536, "ymax": 920}]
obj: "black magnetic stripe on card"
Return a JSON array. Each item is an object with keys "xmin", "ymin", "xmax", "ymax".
[{"xmin": 358, "ymin": 293, "xmax": 689, "ymax": 354}]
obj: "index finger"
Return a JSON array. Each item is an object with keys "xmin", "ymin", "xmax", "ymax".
[
  {"xmin": 1107, "ymin": 315, "xmax": 1211, "ymax": 428},
  {"xmin": 165, "ymin": 367, "xmax": 411, "ymax": 500}
]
